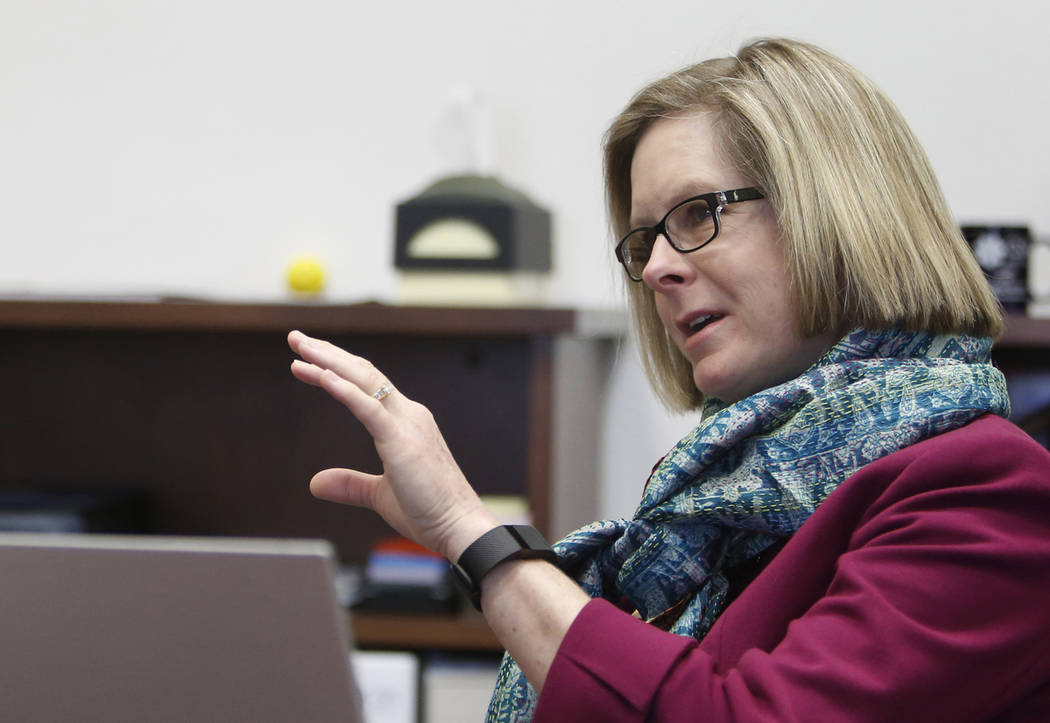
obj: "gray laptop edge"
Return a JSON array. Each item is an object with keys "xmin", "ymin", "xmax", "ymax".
[{"xmin": 0, "ymin": 533, "xmax": 363, "ymax": 722}]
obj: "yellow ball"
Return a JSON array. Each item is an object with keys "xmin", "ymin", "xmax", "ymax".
[{"xmin": 286, "ymin": 256, "xmax": 326, "ymax": 294}]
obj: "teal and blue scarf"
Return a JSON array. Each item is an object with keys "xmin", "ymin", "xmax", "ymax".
[{"xmin": 487, "ymin": 328, "xmax": 1010, "ymax": 721}]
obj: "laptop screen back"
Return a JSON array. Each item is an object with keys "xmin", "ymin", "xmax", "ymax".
[{"xmin": 0, "ymin": 534, "xmax": 362, "ymax": 723}]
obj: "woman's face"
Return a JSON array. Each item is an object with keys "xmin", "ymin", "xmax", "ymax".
[{"xmin": 631, "ymin": 111, "xmax": 837, "ymax": 403}]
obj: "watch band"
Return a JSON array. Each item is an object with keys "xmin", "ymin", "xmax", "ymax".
[{"xmin": 450, "ymin": 525, "xmax": 559, "ymax": 611}]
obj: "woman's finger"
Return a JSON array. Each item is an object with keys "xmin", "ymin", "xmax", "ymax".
[
  {"xmin": 289, "ymin": 329, "xmax": 402, "ymax": 405},
  {"xmin": 290, "ymin": 358, "xmax": 325, "ymax": 386},
  {"xmin": 289, "ymin": 331, "xmax": 380, "ymax": 389},
  {"xmin": 309, "ymin": 467, "xmax": 384, "ymax": 509},
  {"xmin": 317, "ymin": 368, "xmax": 402, "ymax": 444},
  {"xmin": 292, "ymin": 357, "xmax": 398, "ymax": 406}
]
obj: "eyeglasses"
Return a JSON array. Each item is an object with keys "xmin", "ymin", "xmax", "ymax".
[{"xmin": 614, "ymin": 187, "xmax": 765, "ymax": 282}]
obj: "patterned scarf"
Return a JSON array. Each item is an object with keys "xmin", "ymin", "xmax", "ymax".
[{"xmin": 486, "ymin": 328, "xmax": 1010, "ymax": 721}]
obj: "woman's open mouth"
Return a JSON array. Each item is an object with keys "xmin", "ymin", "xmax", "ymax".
[{"xmin": 686, "ymin": 313, "xmax": 724, "ymax": 336}]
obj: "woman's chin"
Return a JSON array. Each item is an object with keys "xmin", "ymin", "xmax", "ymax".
[{"xmin": 693, "ymin": 369, "xmax": 738, "ymax": 404}]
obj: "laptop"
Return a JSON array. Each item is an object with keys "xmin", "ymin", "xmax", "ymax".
[{"xmin": 0, "ymin": 533, "xmax": 363, "ymax": 722}]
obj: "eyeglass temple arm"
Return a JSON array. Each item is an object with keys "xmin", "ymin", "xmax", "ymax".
[{"xmin": 726, "ymin": 188, "xmax": 764, "ymax": 203}]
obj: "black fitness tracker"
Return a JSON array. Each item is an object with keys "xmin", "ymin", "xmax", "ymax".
[{"xmin": 450, "ymin": 525, "xmax": 559, "ymax": 611}]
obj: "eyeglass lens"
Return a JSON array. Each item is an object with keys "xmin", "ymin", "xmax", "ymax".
[{"xmin": 620, "ymin": 198, "xmax": 717, "ymax": 279}]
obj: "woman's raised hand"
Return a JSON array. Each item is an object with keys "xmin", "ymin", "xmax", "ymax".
[{"xmin": 287, "ymin": 330, "xmax": 499, "ymax": 561}]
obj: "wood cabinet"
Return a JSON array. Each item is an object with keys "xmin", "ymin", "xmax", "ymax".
[{"xmin": 0, "ymin": 299, "xmax": 622, "ymax": 650}]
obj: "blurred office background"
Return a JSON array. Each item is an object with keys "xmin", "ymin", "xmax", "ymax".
[{"xmin": 2, "ymin": 0, "xmax": 1047, "ymax": 520}]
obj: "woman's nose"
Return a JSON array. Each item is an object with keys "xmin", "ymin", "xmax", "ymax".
[{"xmin": 641, "ymin": 234, "xmax": 693, "ymax": 290}]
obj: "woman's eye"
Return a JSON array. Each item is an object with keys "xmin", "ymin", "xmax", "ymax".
[{"xmin": 682, "ymin": 203, "xmax": 712, "ymax": 227}]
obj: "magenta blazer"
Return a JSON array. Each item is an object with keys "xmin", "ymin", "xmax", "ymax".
[{"xmin": 535, "ymin": 415, "xmax": 1050, "ymax": 721}]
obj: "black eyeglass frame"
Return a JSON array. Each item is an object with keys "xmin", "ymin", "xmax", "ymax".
[{"xmin": 614, "ymin": 186, "xmax": 765, "ymax": 281}]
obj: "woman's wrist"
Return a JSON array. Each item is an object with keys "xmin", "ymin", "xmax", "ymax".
[
  {"xmin": 450, "ymin": 525, "xmax": 559, "ymax": 611},
  {"xmin": 443, "ymin": 511, "xmax": 502, "ymax": 563}
]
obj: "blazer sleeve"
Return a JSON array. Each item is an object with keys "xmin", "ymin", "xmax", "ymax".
[{"xmin": 534, "ymin": 426, "xmax": 1050, "ymax": 722}]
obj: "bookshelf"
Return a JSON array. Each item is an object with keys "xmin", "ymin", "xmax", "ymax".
[{"xmin": 0, "ymin": 298, "xmax": 623, "ymax": 651}]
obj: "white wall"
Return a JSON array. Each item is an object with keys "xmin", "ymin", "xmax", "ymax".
[{"xmin": 3, "ymin": 0, "xmax": 1048, "ymax": 522}]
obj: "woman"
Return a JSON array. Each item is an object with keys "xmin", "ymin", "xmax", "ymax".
[{"xmin": 288, "ymin": 38, "xmax": 1050, "ymax": 721}]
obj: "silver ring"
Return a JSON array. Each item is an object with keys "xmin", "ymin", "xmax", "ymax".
[{"xmin": 372, "ymin": 383, "xmax": 394, "ymax": 401}]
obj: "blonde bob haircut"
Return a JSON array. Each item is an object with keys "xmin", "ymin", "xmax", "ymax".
[{"xmin": 605, "ymin": 37, "xmax": 1003, "ymax": 412}]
